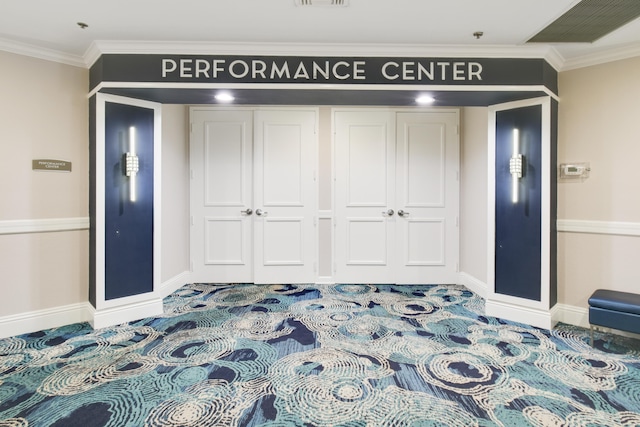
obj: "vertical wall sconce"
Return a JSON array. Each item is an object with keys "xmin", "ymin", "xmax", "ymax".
[
  {"xmin": 509, "ymin": 128, "xmax": 524, "ymax": 204},
  {"xmin": 124, "ymin": 126, "xmax": 139, "ymax": 202}
]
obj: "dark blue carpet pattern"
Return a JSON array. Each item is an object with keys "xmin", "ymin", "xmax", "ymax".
[{"xmin": 1, "ymin": 284, "xmax": 640, "ymax": 426}]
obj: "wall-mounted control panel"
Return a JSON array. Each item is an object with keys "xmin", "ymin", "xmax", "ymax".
[{"xmin": 559, "ymin": 162, "xmax": 590, "ymax": 180}]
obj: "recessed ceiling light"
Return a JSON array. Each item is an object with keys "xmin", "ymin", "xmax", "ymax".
[
  {"xmin": 416, "ymin": 95, "xmax": 435, "ymax": 105},
  {"xmin": 215, "ymin": 92, "xmax": 235, "ymax": 103}
]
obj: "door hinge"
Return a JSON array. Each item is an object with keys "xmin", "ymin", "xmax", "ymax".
[
  {"xmin": 190, "ymin": 260, "xmax": 194, "ymax": 272},
  {"xmin": 456, "ymin": 262, "xmax": 459, "ymax": 273},
  {"xmin": 190, "ymin": 122, "xmax": 194, "ymax": 133},
  {"xmin": 333, "ymin": 262, "xmax": 337, "ymax": 273},
  {"xmin": 456, "ymin": 216, "xmax": 459, "ymax": 227},
  {"xmin": 190, "ymin": 216, "xmax": 194, "ymax": 226}
]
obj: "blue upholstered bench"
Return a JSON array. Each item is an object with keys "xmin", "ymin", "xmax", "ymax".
[{"xmin": 588, "ymin": 289, "xmax": 640, "ymax": 346}]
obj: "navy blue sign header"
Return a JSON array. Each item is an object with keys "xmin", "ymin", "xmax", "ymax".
[{"xmin": 91, "ymin": 54, "xmax": 557, "ymax": 94}]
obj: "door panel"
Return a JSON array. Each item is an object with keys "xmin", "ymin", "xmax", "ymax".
[
  {"xmin": 334, "ymin": 110, "xmax": 395, "ymax": 283},
  {"xmin": 191, "ymin": 110, "xmax": 253, "ymax": 283},
  {"xmin": 262, "ymin": 218, "xmax": 305, "ymax": 265},
  {"xmin": 404, "ymin": 122, "xmax": 445, "ymax": 207},
  {"xmin": 347, "ymin": 125, "xmax": 390, "ymax": 206},
  {"xmin": 396, "ymin": 112, "xmax": 459, "ymax": 283},
  {"xmin": 404, "ymin": 219, "xmax": 444, "ymax": 265},
  {"xmin": 204, "ymin": 122, "xmax": 247, "ymax": 206},
  {"xmin": 254, "ymin": 110, "xmax": 317, "ymax": 283},
  {"xmin": 262, "ymin": 123, "xmax": 304, "ymax": 206},
  {"xmin": 205, "ymin": 218, "xmax": 246, "ymax": 264},
  {"xmin": 346, "ymin": 218, "xmax": 389, "ymax": 265}
]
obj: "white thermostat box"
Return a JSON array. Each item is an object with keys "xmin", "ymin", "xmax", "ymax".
[{"xmin": 559, "ymin": 162, "xmax": 590, "ymax": 179}]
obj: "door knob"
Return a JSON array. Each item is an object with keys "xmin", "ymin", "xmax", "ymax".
[
  {"xmin": 398, "ymin": 210, "xmax": 410, "ymax": 217},
  {"xmin": 382, "ymin": 209, "xmax": 394, "ymax": 216},
  {"xmin": 255, "ymin": 209, "xmax": 268, "ymax": 216},
  {"xmin": 241, "ymin": 208, "xmax": 253, "ymax": 215}
]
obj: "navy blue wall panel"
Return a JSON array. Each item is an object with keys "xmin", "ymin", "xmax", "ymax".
[
  {"xmin": 104, "ymin": 102, "xmax": 154, "ymax": 300},
  {"xmin": 495, "ymin": 105, "xmax": 542, "ymax": 301}
]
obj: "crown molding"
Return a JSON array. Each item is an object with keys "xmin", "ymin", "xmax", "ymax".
[
  {"xmin": 559, "ymin": 42, "xmax": 640, "ymax": 71},
  {"xmin": 89, "ymin": 40, "xmax": 561, "ymax": 61},
  {"xmin": 5, "ymin": 37, "xmax": 637, "ymax": 73},
  {"xmin": 0, "ymin": 37, "xmax": 86, "ymax": 68}
]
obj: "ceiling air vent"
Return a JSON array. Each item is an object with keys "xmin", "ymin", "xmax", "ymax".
[
  {"xmin": 295, "ymin": 0, "xmax": 349, "ymax": 6},
  {"xmin": 528, "ymin": 0, "xmax": 640, "ymax": 43}
]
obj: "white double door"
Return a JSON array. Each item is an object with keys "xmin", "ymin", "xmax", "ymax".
[
  {"xmin": 334, "ymin": 109, "xmax": 459, "ymax": 284},
  {"xmin": 190, "ymin": 108, "xmax": 317, "ymax": 284}
]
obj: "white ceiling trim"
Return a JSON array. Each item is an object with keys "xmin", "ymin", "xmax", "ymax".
[
  {"xmin": 0, "ymin": 37, "xmax": 85, "ymax": 68},
  {"xmin": 3, "ymin": 36, "xmax": 639, "ymax": 73},
  {"xmin": 560, "ymin": 42, "xmax": 640, "ymax": 71}
]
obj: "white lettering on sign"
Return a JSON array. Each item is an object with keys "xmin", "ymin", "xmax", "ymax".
[{"xmin": 161, "ymin": 58, "xmax": 484, "ymax": 82}]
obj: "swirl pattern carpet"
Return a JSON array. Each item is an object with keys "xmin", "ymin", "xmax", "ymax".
[{"xmin": 1, "ymin": 283, "xmax": 640, "ymax": 426}]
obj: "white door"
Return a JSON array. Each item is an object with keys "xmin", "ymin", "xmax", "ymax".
[
  {"xmin": 334, "ymin": 110, "xmax": 396, "ymax": 283},
  {"xmin": 253, "ymin": 110, "xmax": 317, "ymax": 283},
  {"xmin": 395, "ymin": 111, "xmax": 459, "ymax": 283},
  {"xmin": 190, "ymin": 108, "xmax": 317, "ymax": 284},
  {"xmin": 190, "ymin": 109, "xmax": 254, "ymax": 283},
  {"xmin": 334, "ymin": 109, "xmax": 459, "ymax": 284}
]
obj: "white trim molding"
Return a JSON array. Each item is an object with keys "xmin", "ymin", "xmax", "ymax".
[
  {"xmin": 557, "ymin": 219, "xmax": 640, "ymax": 237},
  {"xmin": 0, "ymin": 302, "xmax": 93, "ymax": 340},
  {"xmin": 458, "ymin": 272, "xmax": 488, "ymax": 300},
  {"xmin": 0, "ymin": 37, "xmax": 86, "ymax": 68},
  {"xmin": 0, "ymin": 217, "xmax": 90, "ymax": 235},
  {"xmin": 90, "ymin": 299, "xmax": 164, "ymax": 330},
  {"xmin": 486, "ymin": 299, "xmax": 555, "ymax": 330},
  {"xmin": 160, "ymin": 271, "xmax": 192, "ymax": 297}
]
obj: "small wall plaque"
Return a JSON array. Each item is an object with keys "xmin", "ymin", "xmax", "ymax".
[{"xmin": 32, "ymin": 159, "xmax": 72, "ymax": 172}]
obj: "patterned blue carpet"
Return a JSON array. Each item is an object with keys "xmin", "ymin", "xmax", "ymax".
[{"xmin": 1, "ymin": 283, "xmax": 640, "ymax": 426}]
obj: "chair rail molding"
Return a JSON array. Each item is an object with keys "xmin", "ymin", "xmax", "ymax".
[
  {"xmin": 557, "ymin": 219, "xmax": 640, "ymax": 237},
  {"xmin": 0, "ymin": 217, "xmax": 90, "ymax": 235}
]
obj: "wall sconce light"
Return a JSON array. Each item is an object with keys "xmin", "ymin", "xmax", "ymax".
[
  {"xmin": 509, "ymin": 128, "xmax": 524, "ymax": 204},
  {"xmin": 124, "ymin": 126, "xmax": 139, "ymax": 202}
]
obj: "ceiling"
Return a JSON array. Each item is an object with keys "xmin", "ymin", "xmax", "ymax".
[{"xmin": 1, "ymin": 0, "xmax": 639, "ymax": 70}]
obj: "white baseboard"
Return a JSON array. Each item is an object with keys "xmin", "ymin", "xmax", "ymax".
[
  {"xmin": 458, "ymin": 272, "xmax": 488, "ymax": 299},
  {"xmin": 160, "ymin": 270, "xmax": 192, "ymax": 297},
  {"xmin": 554, "ymin": 303, "xmax": 589, "ymax": 329},
  {"xmin": 90, "ymin": 298, "xmax": 164, "ymax": 330},
  {"xmin": 486, "ymin": 299, "xmax": 555, "ymax": 330},
  {"xmin": 0, "ymin": 302, "xmax": 93, "ymax": 339}
]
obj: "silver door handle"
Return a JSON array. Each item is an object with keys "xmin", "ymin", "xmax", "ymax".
[
  {"xmin": 241, "ymin": 208, "xmax": 253, "ymax": 215},
  {"xmin": 255, "ymin": 209, "xmax": 268, "ymax": 216},
  {"xmin": 398, "ymin": 210, "xmax": 410, "ymax": 217},
  {"xmin": 382, "ymin": 209, "xmax": 394, "ymax": 216}
]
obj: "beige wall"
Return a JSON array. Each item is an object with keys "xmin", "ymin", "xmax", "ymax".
[
  {"xmin": 160, "ymin": 105, "xmax": 191, "ymax": 281},
  {"xmin": 558, "ymin": 56, "xmax": 640, "ymax": 308},
  {"xmin": 0, "ymin": 51, "xmax": 89, "ymax": 316},
  {"xmin": 459, "ymin": 107, "xmax": 488, "ymax": 284}
]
